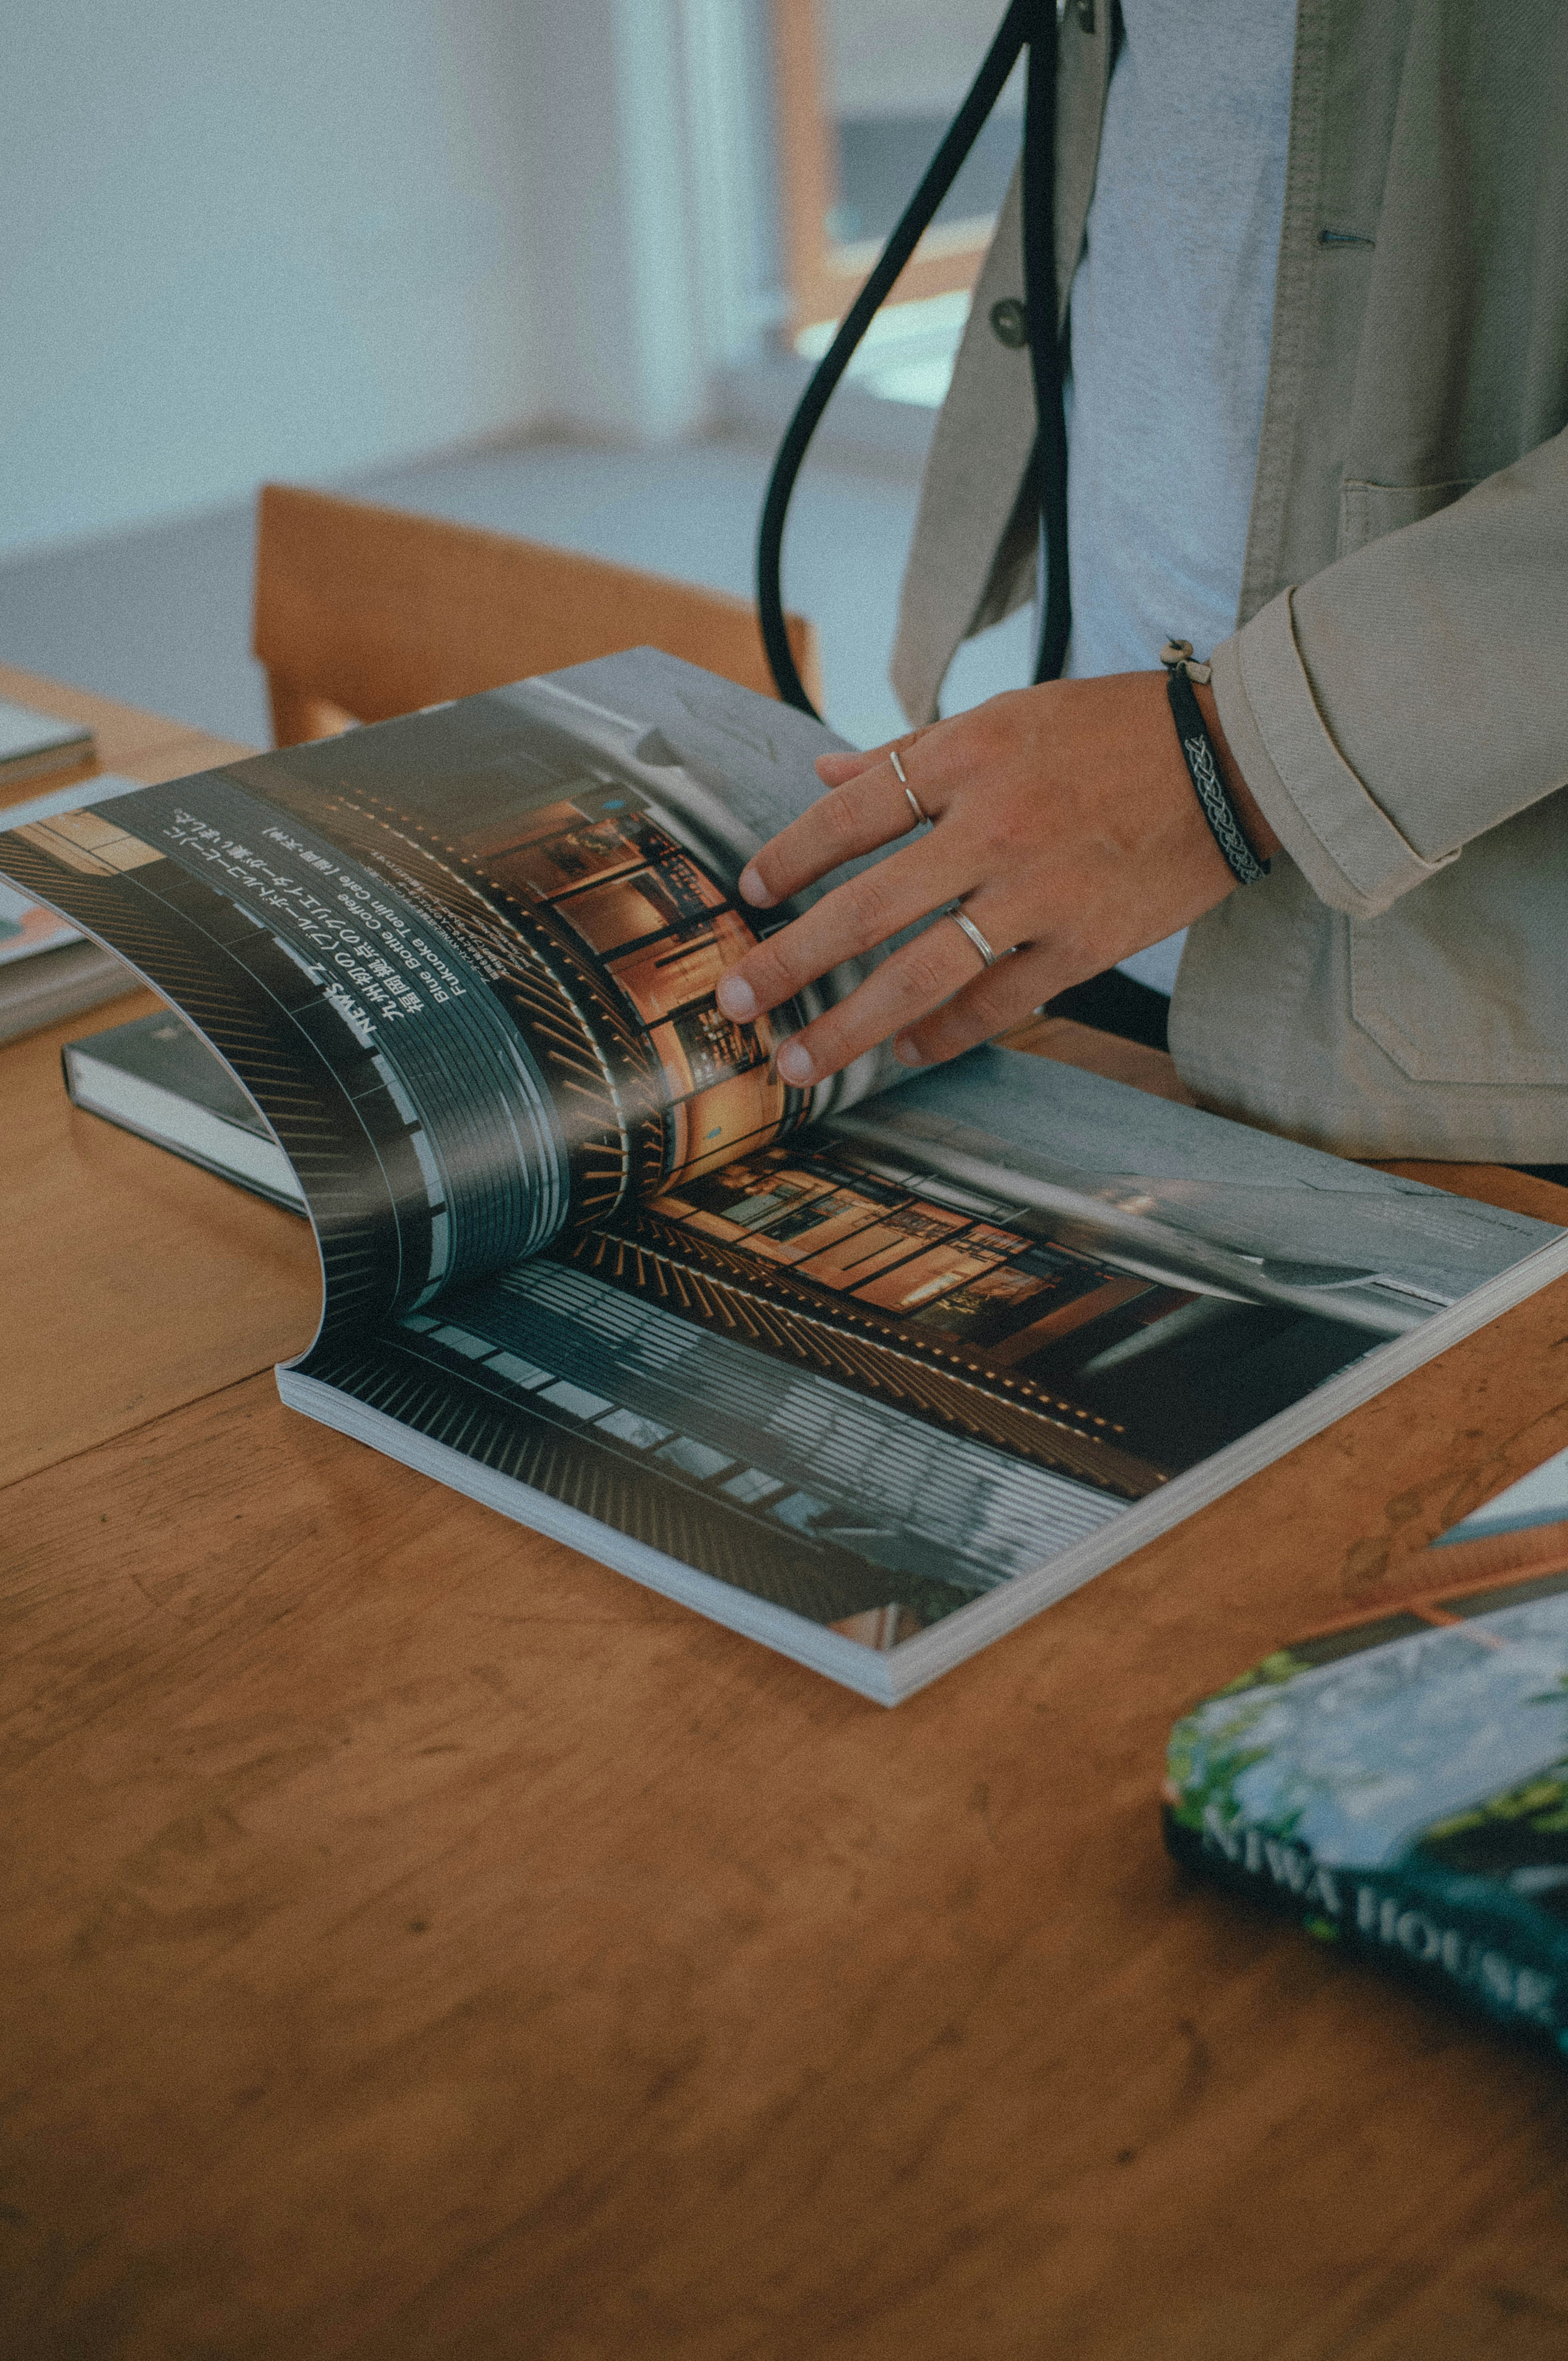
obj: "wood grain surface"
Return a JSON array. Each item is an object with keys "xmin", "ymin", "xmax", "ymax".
[
  {"xmin": 0, "ymin": 662, "xmax": 236, "ymax": 808},
  {"xmin": 0, "ymin": 661, "xmax": 253, "ymax": 820},
  {"xmin": 8, "ymin": 674, "xmax": 1568, "ymax": 2358},
  {"xmin": 0, "ymin": 682, "xmax": 317, "ymax": 1484},
  {"xmin": 5, "ymin": 1301, "xmax": 1568, "ymax": 2361},
  {"xmin": 1001, "ymin": 1010, "xmax": 1200, "ymax": 1103},
  {"xmin": 0, "ymin": 996, "xmax": 320, "ymax": 1485},
  {"xmin": 116, "ymin": 725, "xmax": 258, "ymax": 787}
]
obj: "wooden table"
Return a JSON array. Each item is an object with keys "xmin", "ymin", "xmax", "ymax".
[{"xmin": 6, "ymin": 670, "xmax": 1568, "ymax": 2361}]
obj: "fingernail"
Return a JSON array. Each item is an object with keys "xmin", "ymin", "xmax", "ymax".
[
  {"xmin": 715, "ymin": 973, "xmax": 756, "ymax": 1021},
  {"xmin": 738, "ymin": 864, "xmax": 773, "ymax": 907},
  {"xmin": 775, "ymin": 1040, "xmax": 814, "ymax": 1087},
  {"xmin": 893, "ymin": 1035, "xmax": 924, "ymax": 1067}
]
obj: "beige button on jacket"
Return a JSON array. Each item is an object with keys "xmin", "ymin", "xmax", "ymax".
[{"xmin": 892, "ymin": 0, "xmax": 1568, "ymax": 1162}]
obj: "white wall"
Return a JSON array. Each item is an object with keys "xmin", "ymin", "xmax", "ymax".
[
  {"xmin": 527, "ymin": 0, "xmax": 706, "ymax": 448},
  {"xmin": 526, "ymin": 0, "xmax": 782, "ymax": 447},
  {"xmin": 0, "ymin": 1, "xmax": 789, "ymax": 566},
  {"xmin": 0, "ymin": 0, "xmax": 547, "ymax": 561}
]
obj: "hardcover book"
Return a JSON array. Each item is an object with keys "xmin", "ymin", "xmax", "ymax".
[
  {"xmin": 7, "ymin": 650, "xmax": 1568, "ymax": 1701},
  {"xmin": 63, "ymin": 1006, "xmax": 302, "ymax": 1209},
  {"xmin": 1165, "ymin": 1449, "xmax": 1568, "ymax": 2054},
  {"xmin": 0, "ymin": 695, "xmax": 94, "ymax": 785},
  {"xmin": 0, "ymin": 699, "xmax": 127, "ymax": 1042}
]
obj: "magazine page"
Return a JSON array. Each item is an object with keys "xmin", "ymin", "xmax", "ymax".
[
  {"xmin": 0, "ymin": 863, "xmax": 142, "ymax": 1045},
  {"xmin": 282, "ymin": 1044, "xmax": 1568, "ymax": 1697},
  {"xmin": 0, "ymin": 651, "xmax": 905, "ymax": 1346}
]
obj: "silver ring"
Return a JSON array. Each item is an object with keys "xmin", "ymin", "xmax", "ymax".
[{"xmin": 950, "ymin": 908, "xmax": 1000, "ymax": 969}]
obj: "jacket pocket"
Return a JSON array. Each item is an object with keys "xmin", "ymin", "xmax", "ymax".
[
  {"xmin": 1348, "ymin": 795, "xmax": 1568, "ymax": 1087},
  {"xmin": 1337, "ymin": 479, "xmax": 1478, "ymax": 559}
]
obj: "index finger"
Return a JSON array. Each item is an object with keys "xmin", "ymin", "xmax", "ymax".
[
  {"xmin": 740, "ymin": 746, "xmax": 944, "ymax": 911},
  {"xmin": 813, "ymin": 726, "xmax": 923, "ymax": 787}
]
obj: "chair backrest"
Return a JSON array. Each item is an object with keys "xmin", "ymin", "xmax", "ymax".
[{"xmin": 252, "ymin": 482, "xmax": 822, "ymax": 747}]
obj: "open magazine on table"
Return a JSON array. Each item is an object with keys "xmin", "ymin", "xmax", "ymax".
[{"xmin": 7, "ymin": 649, "xmax": 1568, "ymax": 1702}]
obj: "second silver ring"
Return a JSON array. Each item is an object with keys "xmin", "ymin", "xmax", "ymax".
[{"xmin": 950, "ymin": 908, "xmax": 1002, "ymax": 969}]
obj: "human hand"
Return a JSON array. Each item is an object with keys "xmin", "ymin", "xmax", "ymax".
[{"xmin": 713, "ymin": 669, "xmax": 1279, "ymax": 1085}]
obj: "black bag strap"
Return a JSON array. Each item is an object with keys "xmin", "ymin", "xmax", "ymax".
[{"xmin": 756, "ymin": 0, "xmax": 1067, "ymax": 719}]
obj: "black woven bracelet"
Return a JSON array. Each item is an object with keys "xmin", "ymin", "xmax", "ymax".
[{"xmin": 1159, "ymin": 639, "xmax": 1270, "ymax": 887}]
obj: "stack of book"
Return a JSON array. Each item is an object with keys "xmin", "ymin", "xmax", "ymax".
[{"xmin": 0, "ymin": 701, "xmax": 132, "ymax": 1041}]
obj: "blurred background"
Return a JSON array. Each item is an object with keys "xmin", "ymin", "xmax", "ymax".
[{"xmin": 0, "ymin": 0, "xmax": 1032, "ymax": 754}]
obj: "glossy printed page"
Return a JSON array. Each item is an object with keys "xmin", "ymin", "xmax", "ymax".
[
  {"xmin": 293, "ymin": 1047, "xmax": 1566, "ymax": 1658},
  {"xmin": 0, "ymin": 874, "xmax": 78, "ymax": 966},
  {"xmin": 0, "ymin": 652, "xmax": 888, "ymax": 1344},
  {"xmin": 833, "ymin": 1051, "xmax": 1563, "ymax": 1312}
]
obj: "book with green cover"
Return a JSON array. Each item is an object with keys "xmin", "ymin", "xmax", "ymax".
[{"xmin": 1164, "ymin": 1447, "xmax": 1568, "ymax": 2054}]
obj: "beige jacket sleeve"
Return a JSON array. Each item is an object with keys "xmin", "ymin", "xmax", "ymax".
[{"xmin": 1212, "ymin": 424, "xmax": 1568, "ymax": 921}]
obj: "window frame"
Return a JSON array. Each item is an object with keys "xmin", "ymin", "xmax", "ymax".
[{"xmin": 768, "ymin": 0, "xmax": 997, "ymax": 340}]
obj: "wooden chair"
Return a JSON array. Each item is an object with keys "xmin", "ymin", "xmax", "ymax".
[{"xmin": 252, "ymin": 482, "xmax": 822, "ymax": 748}]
